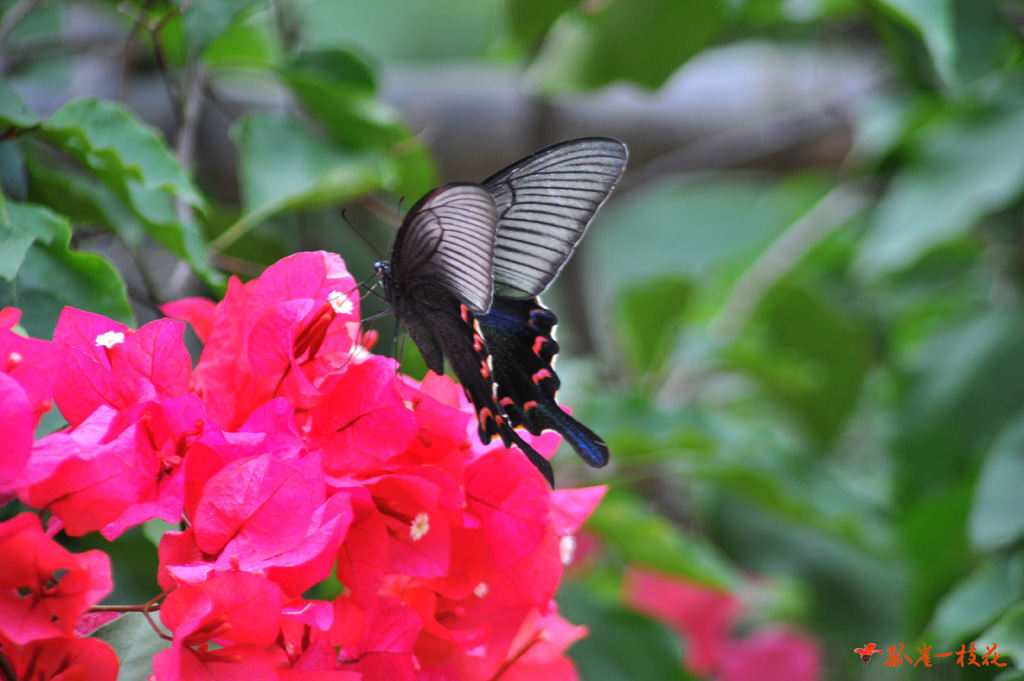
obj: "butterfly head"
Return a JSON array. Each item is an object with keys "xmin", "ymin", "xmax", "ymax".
[{"xmin": 373, "ymin": 260, "xmax": 391, "ymax": 277}]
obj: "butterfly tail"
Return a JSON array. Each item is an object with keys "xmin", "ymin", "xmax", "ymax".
[
  {"xmin": 539, "ymin": 402, "xmax": 610, "ymax": 468},
  {"xmin": 506, "ymin": 428, "xmax": 555, "ymax": 486}
]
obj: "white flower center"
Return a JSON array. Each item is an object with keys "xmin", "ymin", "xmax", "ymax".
[
  {"xmin": 8, "ymin": 351, "xmax": 22, "ymax": 365},
  {"xmin": 410, "ymin": 512, "xmax": 430, "ymax": 541},
  {"xmin": 328, "ymin": 291, "xmax": 353, "ymax": 315},
  {"xmin": 559, "ymin": 535, "xmax": 576, "ymax": 565},
  {"xmin": 473, "ymin": 582, "xmax": 489, "ymax": 598},
  {"xmin": 95, "ymin": 331, "xmax": 125, "ymax": 348}
]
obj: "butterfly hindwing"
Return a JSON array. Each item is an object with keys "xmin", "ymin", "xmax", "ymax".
[
  {"xmin": 483, "ymin": 138, "xmax": 628, "ymax": 298},
  {"xmin": 478, "ymin": 296, "xmax": 609, "ymax": 468}
]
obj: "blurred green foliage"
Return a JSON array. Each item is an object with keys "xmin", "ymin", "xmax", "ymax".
[{"xmin": 4, "ymin": 0, "xmax": 1024, "ymax": 679}]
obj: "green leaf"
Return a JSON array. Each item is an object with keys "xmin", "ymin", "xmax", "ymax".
[
  {"xmin": 856, "ymin": 105, "xmax": 1024, "ymax": 279},
  {"xmin": 970, "ymin": 413, "xmax": 1024, "ymax": 550},
  {"xmin": 616, "ymin": 276, "xmax": 691, "ymax": 385},
  {"xmin": 30, "ymin": 98, "xmax": 218, "ymax": 283},
  {"xmin": 996, "ymin": 671, "xmax": 1024, "ymax": 681},
  {"xmin": 281, "ymin": 50, "xmax": 437, "ymax": 199},
  {"xmin": 141, "ymin": 519, "xmax": 177, "ymax": 549},
  {"xmin": 586, "ymin": 174, "xmax": 829, "ymax": 337},
  {"xmin": 0, "ymin": 201, "xmax": 132, "ymax": 333},
  {"xmin": 218, "ymin": 113, "xmax": 391, "ymax": 250},
  {"xmin": 296, "ymin": 0, "xmax": 497, "ymax": 62},
  {"xmin": 588, "ymin": 491, "xmax": 738, "ymax": 589},
  {"xmin": 558, "ymin": 586, "xmax": 696, "ymax": 681},
  {"xmin": 526, "ymin": 0, "xmax": 727, "ymax": 91},
  {"xmin": 895, "ymin": 307, "xmax": 1024, "ymax": 503},
  {"xmin": 876, "ymin": 0, "xmax": 957, "ymax": 88},
  {"xmin": 727, "ymin": 281, "xmax": 874, "ymax": 446},
  {"xmin": 183, "ymin": 0, "xmax": 266, "ymax": 56},
  {"xmin": 502, "ymin": 0, "xmax": 576, "ymax": 46},
  {"xmin": 286, "ymin": 48, "xmax": 377, "ymax": 92},
  {"xmin": 202, "ymin": 6, "xmax": 279, "ymax": 68},
  {"xmin": 27, "ymin": 161, "xmax": 146, "ymax": 250},
  {"xmin": 899, "ymin": 479, "xmax": 974, "ymax": 633},
  {"xmin": 928, "ymin": 555, "xmax": 1024, "ymax": 649},
  {"xmin": 88, "ymin": 611, "xmax": 171, "ymax": 681},
  {"xmin": 0, "ymin": 78, "xmax": 41, "ymax": 128},
  {"xmin": 41, "ymin": 98, "xmax": 204, "ymax": 209}
]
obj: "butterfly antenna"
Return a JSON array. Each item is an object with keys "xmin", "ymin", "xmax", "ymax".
[{"xmin": 341, "ymin": 209, "xmax": 383, "ymax": 260}]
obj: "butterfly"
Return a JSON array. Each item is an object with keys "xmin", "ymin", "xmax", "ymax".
[{"xmin": 374, "ymin": 138, "xmax": 628, "ymax": 484}]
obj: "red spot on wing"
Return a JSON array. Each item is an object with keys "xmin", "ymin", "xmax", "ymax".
[
  {"xmin": 478, "ymin": 407, "xmax": 494, "ymax": 431},
  {"xmin": 474, "ymin": 335, "xmax": 485, "ymax": 352},
  {"xmin": 460, "ymin": 304, "xmax": 470, "ymax": 323},
  {"xmin": 480, "ymin": 360, "xmax": 491, "ymax": 379},
  {"xmin": 523, "ymin": 400, "xmax": 538, "ymax": 412},
  {"xmin": 532, "ymin": 336, "xmax": 546, "ymax": 355},
  {"xmin": 500, "ymin": 397, "xmax": 514, "ymax": 408},
  {"xmin": 532, "ymin": 369, "xmax": 552, "ymax": 385}
]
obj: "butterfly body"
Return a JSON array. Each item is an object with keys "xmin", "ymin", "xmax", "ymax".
[{"xmin": 375, "ymin": 138, "xmax": 627, "ymax": 484}]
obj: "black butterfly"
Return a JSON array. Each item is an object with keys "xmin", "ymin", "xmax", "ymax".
[{"xmin": 374, "ymin": 138, "xmax": 628, "ymax": 484}]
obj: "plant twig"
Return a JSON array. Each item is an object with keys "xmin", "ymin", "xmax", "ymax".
[
  {"xmin": 711, "ymin": 181, "xmax": 872, "ymax": 342},
  {"xmin": 175, "ymin": 63, "xmax": 206, "ymax": 173},
  {"xmin": 89, "ymin": 589, "xmax": 173, "ymax": 640},
  {"xmin": 0, "ymin": 0, "xmax": 40, "ymax": 48}
]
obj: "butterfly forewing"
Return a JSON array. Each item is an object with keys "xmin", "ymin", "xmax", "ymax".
[
  {"xmin": 392, "ymin": 183, "xmax": 499, "ymax": 314},
  {"xmin": 482, "ymin": 138, "xmax": 628, "ymax": 298}
]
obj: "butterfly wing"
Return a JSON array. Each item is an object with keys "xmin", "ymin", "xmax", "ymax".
[
  {"xmin": 382, "ymin": 183, "xmax": 554, "ymax": 484},
  {"xmin": 482, "ymin": 137, "xmax": 628, "ymax": 298},
  {"xmin": 391, "ymin": 183, "xmax": 498, "ymax": 314},
  {"xmin": 478, "ymin": 296, "xmax": 609, "ymax": 467},
  {"xmin": 393, "ymin": 281, "xmax": 555, "ymax": 484}
]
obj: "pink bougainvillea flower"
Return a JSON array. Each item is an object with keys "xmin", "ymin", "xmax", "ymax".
[
  {"xmin": 623, "ymin": 567, "xmax": 743, "ymax": 676},
  {"xmin": 550, "ymin": 486, "xmax": 608, "ymax": 537},
  {"xmin": 356, "ymin": 465, "xmax": 464, "ymax": 580},
  {"xmin": 191, "ymin": 450, "xmax": 326, "ymax": 558},
  {"xmin": 0, "ymin": 310, "xmax": 56, "ymax": 490},
  {"xmin": 97, "ymin": 393, "xmax": 212, "ymax": 540},
  {"xmin": 0, "ymin": 306, "xmax": 20, "ymax": 329},
  {"xmin": 154, "ymin": 572, "xmax": 293, "ymax": 681},
  {"xmin": 2, "ymin": 247, "xmax": 609, "ymax": 681},
  {"xmin": 335, "ymin": 488, "xmax": 389, "ymax": 610},
  {"xmin": 393, "ymin": 373, "xmax": 473, "ymax": 471},
  {"xmin": 717, "ymin": 628, "xmax": 821, "ymax": 681},
  {"xmin": 51, "ymin": 309, "xmax": 191, "ymax": 426},
  {"xmin": 497, "ymin": 609, "xmax": 588, "ymax": 681},
  {"xmin": 160, "ymin": 571, "xmax": 286, "ymax": 648},
  {"xmin": 161, "ymin": 297, "xmax": 218, "ymax": 343},
  {"xmin": 466, "ymin": 447, "xmax": 551, "ymax": 567},
  {"xmin": 0, "ymin": 634, "xmax": 119, "ymax": 681},
  {"xmin": 338, "ymin": 596, "xmax": 422, "ymax": 681},
  {"xmin": 0, "ymin": 512, "xmax": 112, "ymax": 644},
  {"xmin": 160, "ymin": 491, "xmax": 354, "ymax": 598},
  {"xmin": 308, "ymin": 355, "xmax": 419, "ymax": 476},
  {"xmin": 18, "ymin": 406, "xmax": 158, "ymax": 535},
  {"xmin": 189, "ymin": 252, "xmax": 360, "ymax": 429}
]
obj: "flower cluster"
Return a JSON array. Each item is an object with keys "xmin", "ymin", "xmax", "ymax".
[
  {"xmin": 623, "ymin": 568, "xmax": 821, "ymax": 681},
  {"xmin": 0, "ymin": 251, "xmax": 606, "ymax": 681}
]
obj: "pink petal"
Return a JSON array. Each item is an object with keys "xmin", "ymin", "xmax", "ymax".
[
  {"xmin": 162, "ymin": 297, "xmax": 217, "ymax": 343},
  {"xmin": 717, "ymin": 628, "xmax": 822, "ymax": 681}
]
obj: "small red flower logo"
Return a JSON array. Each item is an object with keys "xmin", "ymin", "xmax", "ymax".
[{"xmin": 854, "ymin": 642, "xmax": 884, "ymax": 667}]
